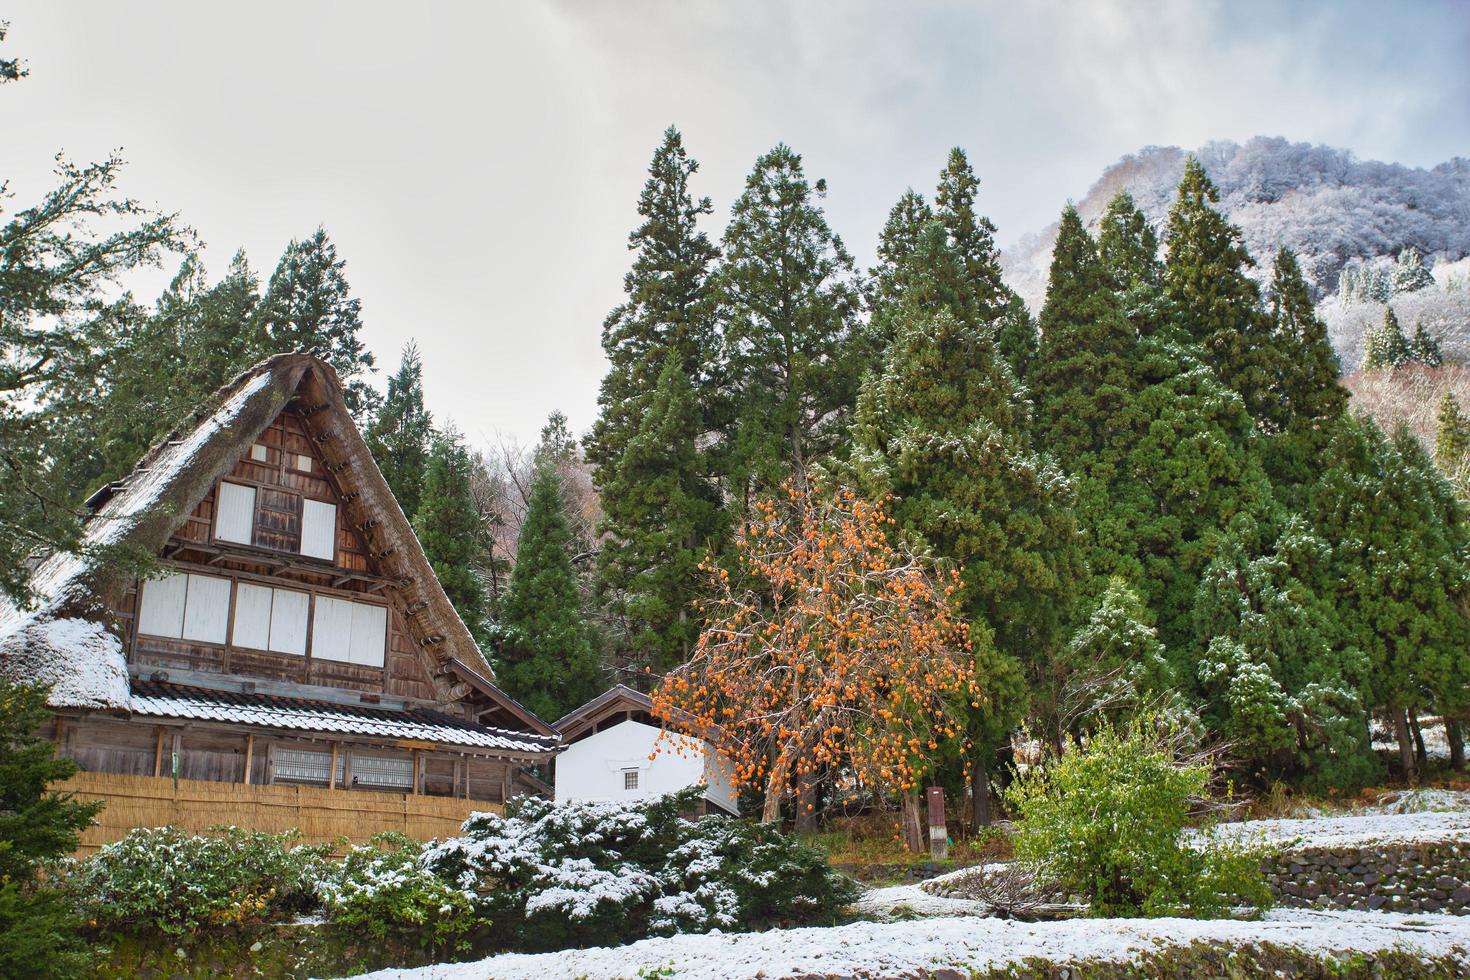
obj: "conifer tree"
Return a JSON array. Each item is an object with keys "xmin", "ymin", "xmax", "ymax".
[
  {"xmin": 254, "ymin": 227, "xmax": 378, "ymax": 418},
  {"xmin": 1435, "ymin": 391, "xmax": 1470, "ymax": 477},
  {"xmin": 1309, "ymin": 416, "xmax": 1470, "ymax": 780},
  {"xmin": 1030, "ymin": 205, "xmax": 1139, "ymax": 464},
  {"xmin": 0, "ymin": 680, "xmax": 102, "ymax": 977},
  {"xmin": 1050, "ymin": 577, "xmax": 1178, "ymax": 741},
  {"xmin": 496, "ymin": 452, "xmax": 604, "ymax": 721},
  {"xmin": 366, "ymin": 342, "xmax": 434, "ymax": 522},
  {"xmin": 597, "ymin": 355, "xmax": 722, "ymax": 677},
  {"xmin": 853, "ymin": 281, "xmax": 1084, "ymax": 826},
  {"xmin": 1412, "ymin": 321, "xmax": 1444, "ymax": 367},
  {"xmin": 1164, "ymin": 156, "xmax": 1280, "ymax": 428},
  {"xmin": 867, "ymin": 189, "xmax": 934, "ymax": 318},
  {"xmin": 1393, "ymin": 246, "xmax": 1435, "ymax": 294},
  {"xmin": 1097, "ymin": 190, "xmax": 1162, "ymax": 293},
  {"xmin": 1362, "ymin": 307, "xmax": 1412, "ymax": 370},
  {"xmin": 1262, "ymin": 247, "xmax": 1348, "ymax": 492},
  {"xmin": 586, "ymin": 128, "xmax": 725, "ymax": 674},
  {"xmin": 414, "ymin": 430, "xmax": 489, "ymax": 643},
  {"xmin": 586, "ymin": 127, "xmax": 719, "ymax": 478},
  {"xmin": 933, "ymin": 147, "xmax": 1009, "ymax": 328},
  {"xmin": 717, "ymin": 144, "xmax": 864, "ymax": 499},
  {"xmin": 1193, "ymin": 515, "xmax": 1373, "ymax": 786}
]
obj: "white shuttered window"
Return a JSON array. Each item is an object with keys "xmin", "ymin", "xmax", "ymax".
[
  {"xmin": 268, "ymin": 588, "xmax": 309, "ymax": 656},
  {"xmin": 301, "ymin": 499, "xmax": 336, "ymax": 561},
  {"xmin": 232, "ymin": 583, "xmax": 273, "ymax": 650},
  {"xmin": 181, "ymin": 575, "xmax": 231, "ymax": 644},
  {"xmin": 348, "ymin": 602, "xmax": 387, "ymax": 667},
  {"xmin": 311, "ymin": 596, "xmax": 354, "ymax": 662},
  {"xmin": 215, "ymin": 482, "xmax": 256, "ymax": 544},
  {"xmin": 137, "ymin": 573, "xmax": 188, "ymax": 638}
]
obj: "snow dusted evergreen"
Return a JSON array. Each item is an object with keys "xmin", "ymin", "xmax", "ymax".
[{"xmin": 422, "ymin": 788, "xmax": 855, "ymax": 952}]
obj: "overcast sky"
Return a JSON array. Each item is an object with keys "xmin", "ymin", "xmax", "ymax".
[{"xmin": 4, "ymin": 1, "xmax": 1468, "ymax": 447}]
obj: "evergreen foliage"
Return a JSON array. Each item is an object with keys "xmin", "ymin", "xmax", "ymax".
[
  {"xmin": 413, "ymin": 431, "xmax": 490, "ymax": 643},
  {"xmin": 1435, "ymin": 390, "xmax": 1470, "ymax": 480},
  {"xmin": 1411, "ymin": 320, "xmax": 1444, "ymax": 367},
  {"xmin": 1362, "ymin": 307, "xmax": 1413, "ymax": 370},
  {"xmin": 1261, "ymin": 247, "xmax": 1349, "ymax": 492},
  {"xmin": 1031, "ymin": 204, "xmax": 1140, "ymax": 465},
  {"xmin": 495, "ymin": 449, "xmax": 603, "ymax": 722},
  {"xmin": 253, "ymin": 227, "xmax": 378, "ymax": 418},
  {"xmin": 853, "ymin": 270, "xmax": 1084, "ymax": 822},
  {"xmin": 586, "ymin": 128, "xmax": 725, "ymax": 678},
  {"xmin": 716, "ymin": 144, "xmax": 865, "ymax": 498},
  {"xmin": 1164, "ymin": 156, "xmax": 1281, "ymax": 429},
  {"xmin": 596, "ymin": 355, "xmax": 722, "ymax": 676},
  {"xmin": 867, "ymin": 188, "xmax": 934, "ymax": 326},
  {"xmin": 1392, "ymin": 246, "xmax": 1435, "ymax": 295},
  {"xmin": 933, "ymin": 147, "xmax": 1009, "ymax": 329},
  {"xmin": 365, "ymin": 342, "xmax": 435, "ymax": 522},
  {"xmin": 0, "ymin": 680, "xmax": 104, "ymax": 977},
  {"xmin": 1308, "ymin": 417, "xmax": 1470, "ymax": 746},
  {"xmin": 0, "ymin": 153, "xmax": 186, "ymax": 602}
]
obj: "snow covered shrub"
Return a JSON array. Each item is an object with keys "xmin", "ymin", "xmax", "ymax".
[
  {"xmin": 1006, "ymin": 719, "xmax": 1272, "ymax": 918},
  {"xmin": 318, "ymin": 832, "xmax": 478, "ymax": 950},
  {"xmin": 423, "ymin": 787, "xmax": 857, "ymax": 952},
  {"xmin": 67, "ymin": 826, "xmax": 331, "ymax": 934}
]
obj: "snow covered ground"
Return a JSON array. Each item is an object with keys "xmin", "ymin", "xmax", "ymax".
[
  {"xmin": 1209, "ymin": 806, "xmax": 1470, "ymax": 849},
  {"xmin": 361, "ymin": 910, "xmax": 1470, "ymax": 980}
]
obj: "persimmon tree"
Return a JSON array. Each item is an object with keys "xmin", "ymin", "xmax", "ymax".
[{"xmin": 652, "ymin": 479, "xmax": 980, "ymax": 825}]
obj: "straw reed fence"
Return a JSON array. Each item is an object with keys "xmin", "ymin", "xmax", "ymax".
[{"xmin": 56, "ymin": 772, "xmax": 501, "ymax": 855}]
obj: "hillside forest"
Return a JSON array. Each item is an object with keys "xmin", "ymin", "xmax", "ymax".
[{"xmin": 8, "ymin": 104, "xmax": 1470, "ymax": 828}]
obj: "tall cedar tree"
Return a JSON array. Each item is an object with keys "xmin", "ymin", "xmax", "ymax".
[
  {"xmin": 598, "ymin": 355, "xmax": 722, "ymax": 676},
  {"xmin": 496, "ymin": 454, "xmax": 603, "ymax": 722},
  {"xmin": 717, "ymin": 144, "xmax": 864, "ymax": 501},
  {"xmin": 1030, "ymin": 205, "xmax": 1139, "ymax": 465},
  {"xmin": 1362, "ymin": 307, "xmax": 1413, "ymax": 370},
  {"xmin": 1436, "ymin": 390, "xmax": 1470, "ymax": 486},
  {"xmin": 866, "ymin": 189, "xmax": 935, "ymax": 353},
  {"xmin": 366, "ymin": 342, "xmax": 435, "ymax": 522},
  {"xmin": 414, "ymin": 431, "xmax": 489, "ymax": 644},
  {"xmin": 0, "ymin": 153, "xmax": 185, "ymax": 602},
  {"xmin": 853, "ymin": 225, "xmax": 1084, "ymax": 826},
  {"xmin": 1308, "ymin": 416, "xmax": 1470, "ymax": 780},
  {"xmin": 0, "ymin": 680, "xmax": 103, "ymax": 977},
  {"xmin": 1164, "ymin": 156, "xmax": 1283, "ymax": 431},
  {"xmin": 933, "ymin": 148, "xmax": 1010, "ymax": 328},
  {"xmin": 1261, "ymin": 247, "xmax": 1348, "ymax": 495},
  {"xmin": 254, "ymin": 227, "xmax": 378, "ymax": 419},
  {"xmin": 1096, "ymin": 190, "xmax": 1167, "ymax": 337},
  {"xmin": 587, "ymin": 128, "xmax": 724, "ymax": 676}
]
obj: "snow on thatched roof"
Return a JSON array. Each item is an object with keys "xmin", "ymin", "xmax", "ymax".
[{"xmin": 0, "ymin": 352, "xmax": 531, "ymax": 723}]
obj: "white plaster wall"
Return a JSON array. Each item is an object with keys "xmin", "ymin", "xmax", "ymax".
[{"xmin": 555, "ymin": 719, "xmax": 738, "ymax": 814}]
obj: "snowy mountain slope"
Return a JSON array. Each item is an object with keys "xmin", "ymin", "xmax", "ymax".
[{"xmin": 1002, "ymin": 137, "xmax": 1470, "ymax": 314}]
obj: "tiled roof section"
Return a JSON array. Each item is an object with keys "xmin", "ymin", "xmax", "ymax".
[{"xmin": 129, "ymin": 680, "xmax": 558, "ymax": 755}]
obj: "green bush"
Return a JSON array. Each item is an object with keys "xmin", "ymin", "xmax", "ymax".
[
  {"xmin": 1005, "ymin": 718, "xmax": 1272, "ymax": 917},
  {"xmin": 424, "ymin": 787, "xmax": 858, "ymax": 952},
  {"xmin": 66, "ymin": 825, "xmax": 332, "ymax": 934},
  {"xmin": 318, "ymin": 832, "xmax": 480, "ymax": 952}
]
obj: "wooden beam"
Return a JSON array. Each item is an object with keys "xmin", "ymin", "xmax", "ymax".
[
  {"xmin": 412, "ymin": 750, "xmax": 423, "ymax": 796},
  {"xmin": 328, "ymin": 742, "xmax": 339, "ymax": 790},
  {"xmin": 243, "ymin": 734, "xmax": 254, "ymax": 785},
  {"xmin": 154, "ymin": 727, "xmax": 166, "ymax": 777}
]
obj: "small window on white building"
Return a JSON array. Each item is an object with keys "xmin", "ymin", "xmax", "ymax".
[{"xmin": 623, "ymin": 769, "xmax": 639, "ymax": 791}]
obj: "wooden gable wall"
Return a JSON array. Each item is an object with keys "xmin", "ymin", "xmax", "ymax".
[{"xmin": 117, "ymin": 404, "xmax": 440, "ymax": 704}]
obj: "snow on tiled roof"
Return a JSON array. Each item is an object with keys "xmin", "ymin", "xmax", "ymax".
[{"xmin": 129, "ymin": 680, "xmax": 558, "ymax": 755}]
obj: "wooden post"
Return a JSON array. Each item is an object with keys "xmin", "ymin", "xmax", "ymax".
[
  {"xmin": 342, "ymin": 749, "xmax": 353, "ymax": 790},
  {"xmin": 412, "ymin": 751, "xmax": 423, "ymax": 795},
  {"xmin": 243, "ymin": 734, "xmax": 255, "ymax": 785},
  {"xmin": 170, "ymin": 732, "xmax": 182, "ymax": 789},
  {"xmin": 328, "ymin": 743, "xmax": 339, "ymax": 790},
  {"xmin": 153, "ymin": 727, "xmax": 166, "ymax": 777},
  {"xmin": 926, "ymin": 786, "xmax": 948, "ymax": 860}
]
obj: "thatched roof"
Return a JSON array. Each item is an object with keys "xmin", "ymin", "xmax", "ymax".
[{"xmin": 0, "ymin": 353, "xmax": 548, "ymax": 735}]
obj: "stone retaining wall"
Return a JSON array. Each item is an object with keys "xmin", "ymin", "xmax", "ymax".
[{"xmin": 1265, "ymin": 839, "xmax": 1470, "ymax": 914}]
